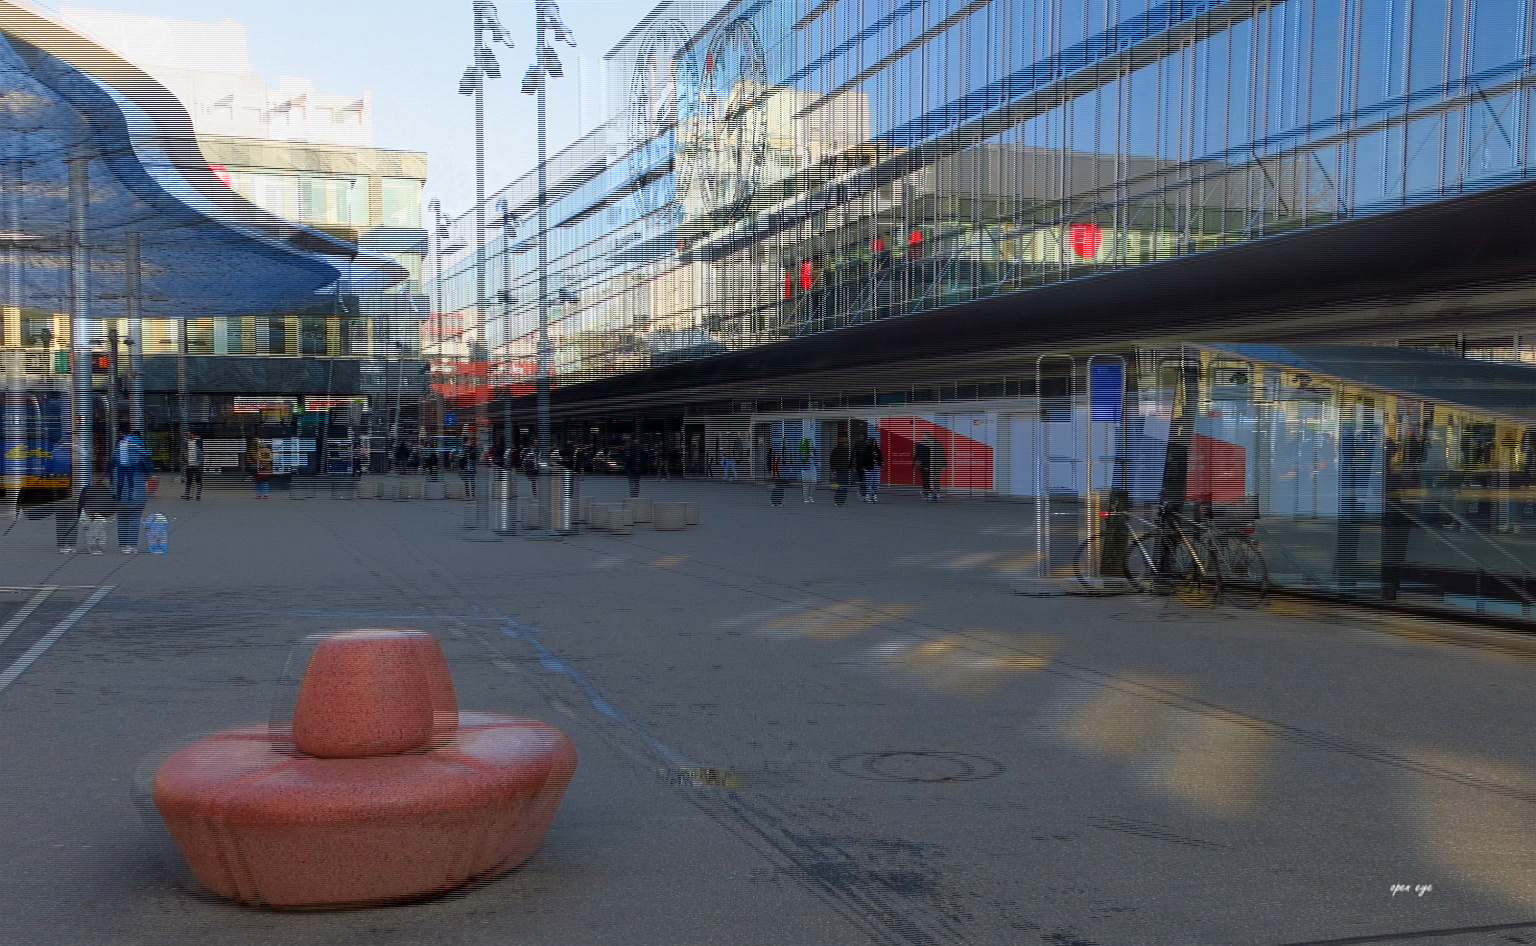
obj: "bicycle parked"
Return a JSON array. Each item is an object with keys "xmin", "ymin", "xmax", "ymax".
[{"xmin": 1075, "ymin": 497, "xmax": 1268, "ymax": 606}]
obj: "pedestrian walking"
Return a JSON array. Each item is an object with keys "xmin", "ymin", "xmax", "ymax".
[
  {"xmin": 521, "ymin": 447, "xmax": 539, "ymax": 496},
  {"xmin": 393, "ymin": 439, "xmax": 410, "ymax": 476},
  {"xmin": 623, "ymin": 439, "xmax": 644, "ymax": 497},
  {"xmin": 423, "ymin": 447, "xmax": 439, "ymax": 481},
  {"xmin": 829, "ymin": 437, "xmax": 852, "ymax": 506},
  {"xmin": 182, "ymin": 435, "xmax": 203, "ymax": 500},
  {"xmin": 113, "ymin": 428, "xmax": 147, "ymax": 501},
  {"xmin": 853, "ymin": 432, "xmax": 883, "ymax": 502},
  {"xmin": 458, "ymin": 437, "xmax": 480, "ymax": 500}
]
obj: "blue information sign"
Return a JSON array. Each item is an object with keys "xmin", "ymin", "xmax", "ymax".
[
  {"xmin": 444, "ymin": 413, "xmax": 457, "ymax": 427},
  {"xmin": 373, "ymin": 412, "xmax": 387, "ymax": 427}
]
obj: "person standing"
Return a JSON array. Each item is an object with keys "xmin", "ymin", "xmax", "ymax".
[
  {"xmin": 730, "ymin": 437, "xmax": 745, "ymax": 480},
  {"xmin": 114, "ymin": 429, "xmax": 146, "ymax": 501},
  {"xmin": 521, "ymin": 446, "xmax": 540, "ymax": 496},
  {"xmin": 459, "ymin": 437, "xmax": 480, "ymax": 500},
  {"xmin": 423, "ymin": 446, "xmax": 439, "ymax": 481},
  {"xmin": 623, "ymin": 439, "xmax": 644, "ymax": 497},
  {"xmin": 47, "ymin": 435, "xmax": 86, "ymax": 553},
  {"xmin": 799, "ymin": 438, "xmax": 818, "ymax": 503},
  {"xmin": 853, "ymin": 432, "xmax": 883, "ymax": 502},
  {"xmin": 393, "ymin": 438, "xmax": 410, "ymax": 476},
  {"xmin": 183, "ymin": 435, "xmax": 203, "ymax": 501},
  {"xmin": 829, "ymin": 436, "xmax": 852, "ymax": 506},
  {"xmin": 925, "ymin": 436, "xmax": 945, "ymax": 501}
]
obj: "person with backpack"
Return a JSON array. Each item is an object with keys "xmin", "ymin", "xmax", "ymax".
[
  {"xmin": 852, "ymin": 432, "xmax": 883, "ymax": 502},
  {"xmin": 521, "ymin": 447, "xmax": 540, "ymax": 496},
  {"xmin": 113, "ymin": 428, "xmax": 148, "ymax": 501},
  {"xmin": 458, "ymin": 437, "xmax": 480, "ymax": 500}
]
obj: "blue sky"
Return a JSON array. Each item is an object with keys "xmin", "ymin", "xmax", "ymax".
[{"xmin": 50, "ymin": 0, "xmax": 663, "ymax": 214}]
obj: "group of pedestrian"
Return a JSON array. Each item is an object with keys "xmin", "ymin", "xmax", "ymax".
[{"xmin": 774, "ymin": 432, "xmax": 946, "ymax": 506}]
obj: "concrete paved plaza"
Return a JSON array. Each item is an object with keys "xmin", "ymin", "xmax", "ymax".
[{"xmin": 2, "ymin": 476, "xmax": 1535, "ymax": 945}]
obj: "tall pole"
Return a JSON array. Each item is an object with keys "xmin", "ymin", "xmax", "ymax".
[
  {"xmin": 4, "ymin": 157, "xmax": 24, "ymax": 516},
  {"xmin": 127, "ymin": 232, "xmax": 143, "ymax": 435},
  {"xmin": 535, "ymin": 12, "xmax": 550, "ymax": 460},
  {"xmin": 68, "ymin": 155, "xmax": 91, "ymax": 498},
  {"xmin": 472, "ymin": 17, "xmax": 492, "ymax": 530}
]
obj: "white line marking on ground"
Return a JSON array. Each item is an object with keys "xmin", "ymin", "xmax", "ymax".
[
  {"xmin": 0, "ymin": 586, "xmax": 57, "ymax": 649},
  {"xmin": 0, "ymin": 585, "xmax": 112, "ymax": 695}
]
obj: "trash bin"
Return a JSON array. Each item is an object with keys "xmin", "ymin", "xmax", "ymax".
[{"xmin": 492, "ymin": 470, "xmax": 516, "ymax": 534}]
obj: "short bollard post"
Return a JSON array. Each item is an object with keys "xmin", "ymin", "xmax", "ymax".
[
  {"xmin": 549, "ymin": 470, "xmax": 578, "ymax": 536},
  {"xmin": 492, "ymin": 470, "xmax": 516, "ymax": 534}
]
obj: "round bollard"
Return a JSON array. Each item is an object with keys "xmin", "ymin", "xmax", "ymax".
[{"xmin": 131, "ymin": 630, "xmax": 577, "ymax": 910}]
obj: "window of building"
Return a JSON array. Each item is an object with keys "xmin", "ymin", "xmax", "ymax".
[
  {"xmin": 381, "ymin": 178, "xmax": 421, "ymax": 227},
  {"xmin": 309, "ymin": 178, "xmax": 353, "ymax": 226}
]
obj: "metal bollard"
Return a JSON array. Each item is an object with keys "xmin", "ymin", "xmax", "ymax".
[
  {"xmin": 463, "ymin": 496, "xmax": 477, "ymax": 528},
  {"xmin": 492, "ymin": 470, "xmax": 517, "ymax": 534},
  {"xmin": 550, "ymin": 470, "xmax": 578, "ymax": 535}
]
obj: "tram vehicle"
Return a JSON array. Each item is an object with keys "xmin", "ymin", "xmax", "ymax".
[{"xmin": 4, "ymin": 389, "xmax": 117, "ymax": 509}]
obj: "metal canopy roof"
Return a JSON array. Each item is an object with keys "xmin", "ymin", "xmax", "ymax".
[{"xmin": 0, "ymin": 6, "xmax": 344, "ymax": 321}]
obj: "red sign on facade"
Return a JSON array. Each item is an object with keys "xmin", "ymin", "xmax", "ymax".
[
  {"xmin": 1069, "ymin": 223, "xmax": 1102, "ymax": 258},
  {"xmin": 1004, "ymin": 223, "xmax": 1034, "ymax": 259}
]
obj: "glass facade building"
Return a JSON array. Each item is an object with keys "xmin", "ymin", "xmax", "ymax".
[
  {"xmin": 436, "ymin": 0, "xmax": 1536, "ymax": 385},
  {"xmin": 423, "ymin": 0, "xmax": 1536, "ymax": 626}
]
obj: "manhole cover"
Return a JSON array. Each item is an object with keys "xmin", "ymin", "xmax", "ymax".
[
  {"xmin": 1110, "ymin": 611, "xmax": 1234, "ymax": 623},
  {"xmin": 832, "ymin": 751, "xmax": 1004, "ymax": 783}
]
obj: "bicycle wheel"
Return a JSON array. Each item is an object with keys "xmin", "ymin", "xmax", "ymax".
[
  {"xmin": 1074, "ymin": 533, "xmax": 1132, "ymax": 591},
  {"xmin": 1170, "ymin": 536, "xmax": 1222, "ymax": 604},
  {"xmin": 1120, "ymin": 532, "xmax": 1162, "ymax": 594},
  {"xmin": 1216, "ymin": 535, "xmax": 1268, "ymax": 606}
]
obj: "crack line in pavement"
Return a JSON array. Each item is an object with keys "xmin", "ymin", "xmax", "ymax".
[{"xmin": 0, "ymin": 585, "xmax": 113, "ymax": 695}]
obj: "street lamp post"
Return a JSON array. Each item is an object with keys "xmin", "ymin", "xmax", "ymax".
[
  {"xmin": 521, "ymin": 0, "xmax": 575, "ymax": 461},
  {"xmin": 459, "ymin": 0, "xmax": 514, "ymax": 538}
]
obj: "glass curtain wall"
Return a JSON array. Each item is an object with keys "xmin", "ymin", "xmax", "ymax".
[
  {"xmin": 1129, "ymin": 346, "xmax": 1536, "ymax": 622},
  {"xmin": 439, "ymin": 0, "xmax": 1536, "ymax": 388}
]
